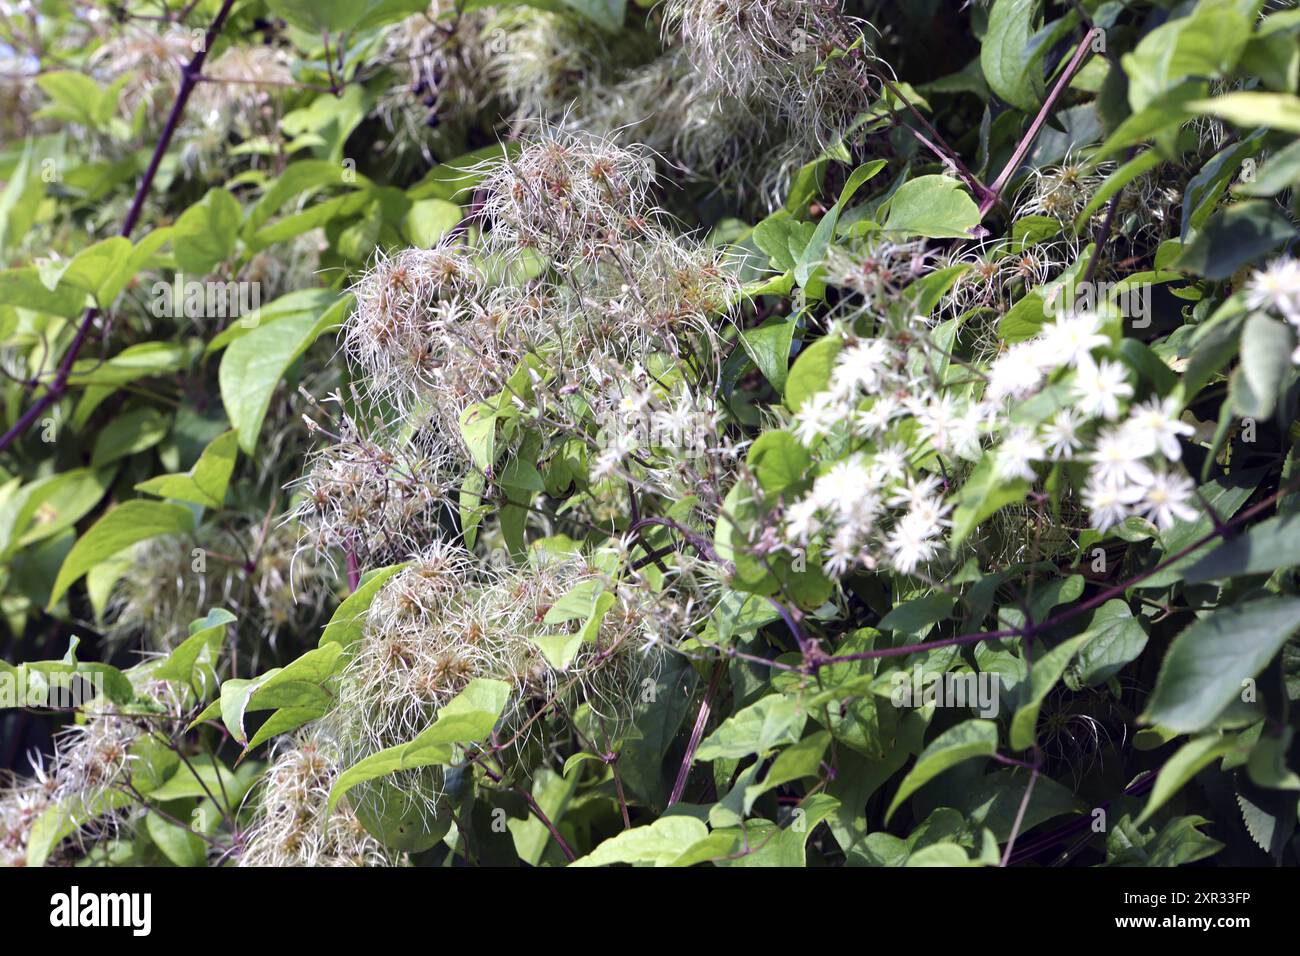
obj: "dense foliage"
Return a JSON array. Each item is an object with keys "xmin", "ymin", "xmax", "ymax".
[{"xmin": 1, "ymin": 0, "xmax": 1300, "ymax": 869}]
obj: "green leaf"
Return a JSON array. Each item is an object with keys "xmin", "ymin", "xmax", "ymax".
[
  {"xmin": 982, "ymin": 0, "xmax": 1044, "ymax": 112},
  {"xmin": 1185, "ymin": 513, "xmax": 1300, "ymax": 583},
  {"xmin": 573, "ymin": 816, "xmax": 709, "ymax": 867},
  {"xmin": 146, "ymin": 808, "xmax": 206, "ymax": 867},
  {"xmin": 1175, "ymin": 201, "xmax": 1295, "ymax": 280},
  {"xmin": 1235, "ymin": 312, "xmax": 1293, "ymax": 420},
  {"xmin": 206, "ymin": 288, "xmax": 339, "ymax": 355},
  {"xmin": 48, "ymin": 501, "xmax": 195, "ymax": 608},
  {"xmin": 67, "ymin": 341, "xmax": 193, "ymax": 388},
  {"xmin": 743, "ymin": 730, "xmax": 832, "ymax": 813},
  {"xmin": 326, "ymin": 678, "xmax": 512, "ymax": 814},
  {"xmin": 402, "ymin": 198, "xmax": 461, "ymax": 248},
  {"xmin": 753, "ymin": 216, "xmax": 815, "ymax": 274},
  {"xmin": 882, "ymin": 175, "xmax": 981, "ymax": 239},
  {"xmin": 458, "ymin": 401, "xmax": 500, "ymax": 473},
  {"xmin": 1188, "ymin": 91, "xmax": 1300, "ymax": 134},
  {"xmin": 58, "ymin": 237, "xmax": 134, "ymax": 307},
  {"xmin": 739, "ymin": 316, "xmax": 798, "ymax": 392},
  {"xmin": 1069, "ymin": 600, "xmax": 1148, "ymax": 688},
  {"xmin": 695, "ymin": 695, "xmax": 808, "ymax": 762},
  {"xmin": 0, "ymin": 467, "xmax": 113, "ymax": 558},
  {"xmin": 135, "ymin": 430, "xmax": 239, "ymax": 509},
  {"xmin": 887, "ymin": 719, "xmax": 999, "ymax": 822},
  {"xmin": 1137, "ymin": 734, "xmax": 1241, "ymax": 825},
  {"xmin": 90, "ymin": 407, "xmax": 168, "ymax": 467},
  {"xmin": 319, "ymin": 563, "xmax": 407, "ymax": 648},
  {"xmin": 172, "ymin": 188, "xmax": 242, "ymax": 274},
  {"xmin": 0, "ymin": 266, "xmax": 90, "ymax": 317},
  {"xmin": 219, "ymin": 294, "xmax": 350, "ymax": 453},
  {"xmin": 748, "ymin": 431, "xmax": 811, "ymax": 495},
  {"xmin": 34, "ymin": 71, "xmax": 106, "ymax": 127},
  {"xmin": 879, "ymin": 594, "xmax": 954, "ymax": 636},
  {"xmin": 1143, "ymin": 597, "xmax": 1300, "ymax": 734},
  {"xmin": 950, "ymin": 454, "xmax": 1029, "ymax": 547},
  {"xmin": 220, "ymin": 643, "xmax": 344, "ymax": 745},
  {"xmin": 1010, "ymin": 634, "xmax": 1093, "ymax": 749},
  {"xmin": 1123, "ymin": 5, "xmax": 1251, "ymax": 113},
  {"xmin": 1237, "ymin": 137, "xmax": 1300, "ymax": 198},
  {"xmin": 27, "ymin": 790, "xmax": 133, "ymax": 866},
  {"xmin": 154, "ymin": 608, "xmax": 235, "ymax": 687},
  {"xmin": 783, "ymin": 335, "xmax": 842, "ymax": 411},
  {"xmin": 266, "ymin": 0, "xmax": 384, "ymax": 32},
  {"xmin": 794, "ymin": 160, "xmax": 887, "ymax": 285},
  {"xmin": 145, "ymin": 755, "xmax": 240, "ymax": 803}
]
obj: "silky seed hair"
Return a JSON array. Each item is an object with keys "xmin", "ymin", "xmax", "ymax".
[{"xmin": 238, "ymin": 728, "xmax": 404, "ymax": 867}]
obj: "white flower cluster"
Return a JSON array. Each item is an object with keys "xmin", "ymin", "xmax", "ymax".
[
  {"xmin": 785, "ymin": 320, "xmax": 971, "ymax": 578},
  {"xmin": 776, "ymin": 298, "xmax": 1204, "ymax": 583},
  {"xmin": 242, "ymin": 541, "xmax": 692, "ymax": 865},
  {"xmin": 983, "ymin": 310, "xmax": 1198, "ymax": 532},
  {"xmin": 107, "ymin": 523, "xmax": 330, "ymax": 653}
]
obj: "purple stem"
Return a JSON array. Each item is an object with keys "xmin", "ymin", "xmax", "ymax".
[
  {"xmin": 0, "ymin": 0, "xmax": 237, "ymax": 455},
  {"xmin": 668, "ymin": 661, "xmax": 723, "ymax": 807},
  {"xmin": 980, "ymin": 28, "xmax": 1103, "ymax": 218},
  {"xmin": 817, "ymin": 475, "xmax": 1294, "ymax": 671}
]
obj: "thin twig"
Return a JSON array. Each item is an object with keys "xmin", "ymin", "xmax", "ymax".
[
  {"xmin": 980, "ymin": 28, "xmax": 1103, "ymax": 218},
  {"xmin": 668, "ymin": 661, "xmax": 723, "ymax": 807},
  {"xmin": 0, "ymin": 0, "xmax": 238, "ymax": 454}
]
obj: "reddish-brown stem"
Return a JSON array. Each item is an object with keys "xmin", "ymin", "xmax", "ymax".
[
  {"xmin": 980, "ymin": 28, "xmax": 1103, "ymax": 218},
  {"xmin": 817, "ymin": 475, "xmax": 1297, "ymax": 671},
  {"xmin": 0, "ymin": 0, "xmax": 237, "ymax": 455},
  {"xmin": 668, "ymin": 661, "xmax": 724, "ymax": 807},
  {"xmin": 518, "ymin": 787, "xmax": 576, "ymax": 863}
]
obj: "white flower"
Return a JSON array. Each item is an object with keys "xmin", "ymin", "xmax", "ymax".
[
  {"xmin": 853, "ymin": 394, "xmax": 901, "ymax": 436},
  {"xmin": 824, "ymin": 525, "xmax": 861, "ymax": 577},
  {"xmin": 1136, "ymin": 470, "xmax": 1199, "ymax": 529},
  {"xmin": 1073, "ymin": 355, "xmax": 1133, "ymax": 421},
  {"xmin": 1088, "ymin": 425, "xmax": 1155, "ymax": 487},
  {"xmin": 833, "ymin": 339, "xmax": 892, "ymax": 396},
  {"xmin": 592, "ymin": 431, "xmax": 638, "ymax": 480},
  {"xmin": 1244, "ymin": 257, "xmax": 1300, "ymax": 322},
  {"xmin": 784, "ymin": 496, "xmax": 822, "ymax": 544},
  {"xmin": 617, "ymin": 389, "xmax": 650, "ymax": 416},
  {"xmin": 846, "ymin": 490, "xmax": 884, "ymax": 534},
  {"xmin": 995, "ymin": 427, "xmax": 1044, "ymax": 481},
  {"xmin": 885, "ymin": 512, "xmax": 942, "ymax": 574},
  {"xmin": 1041, "ymin": 409, "xmax": 1084, "ymax": 460},
  {"xmin": 1083, "ymin": 476, "xmax": 1144, "ymax": 531},
  {"xmin": 906, "ymin": 495, "xmax": 952, "ymax": 533},
  {"xmin": 915, "ymin": 394, "xmax": 964, "ymax": 454},
  {"xmin": 986, "ymin": 341, "xmax": 1047, "ymax": 403},
  {"xmin": 792, "ymin": 392, "xmax": 841, "ymax": 446},
  {"xmin": 1125, "ymin": 396, "xmax": 1194, "ymax": 462},
  {"xmin": 812, "ymin": 457, "xmax": 874, "ymax": 518},
  {"xmin": 887, "ymin": 473, "xmax": 944, "ymax": 510},
  {"xmin": 1039, "ymin": 310, "xmax": 1110, "ymax": 368},
  {"xmin": 870, "ymin": 443, "xmax": 910, "ymax": 485}
]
